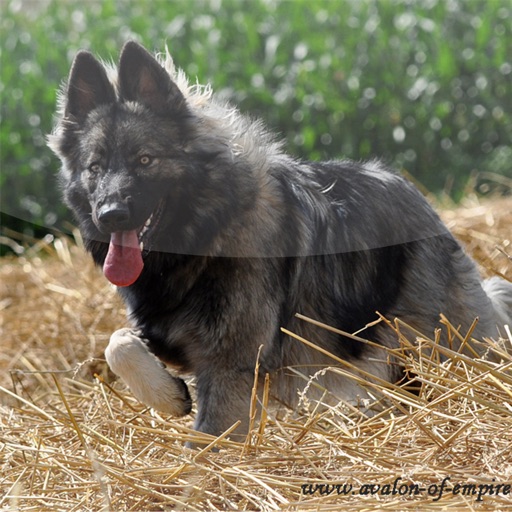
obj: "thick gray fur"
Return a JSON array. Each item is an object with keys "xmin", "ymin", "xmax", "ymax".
[{"xmin": 49, "ymin": 41, "xmax": 512, "ymax": 445}]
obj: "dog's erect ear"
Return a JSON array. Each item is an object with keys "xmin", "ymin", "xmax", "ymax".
[
  {"xmin": 118, "ymin": 41, "xmax": 186, "ymax": 112},
  {"xmin": 65, "ymin": 51, "xmax": 116, "ymax": 121}
]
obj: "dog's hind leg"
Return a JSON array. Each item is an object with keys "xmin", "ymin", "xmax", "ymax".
[{"xmin": 105, "ymin": 328, "xmax": 192, "ymax": 416}]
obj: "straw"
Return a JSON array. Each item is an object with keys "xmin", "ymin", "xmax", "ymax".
[{"xmin": 1, "ymin": 196, "xmax": 511, "ymax": 510}]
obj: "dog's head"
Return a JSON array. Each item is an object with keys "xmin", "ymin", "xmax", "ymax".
[{"xmin": 49, "ymin": 42, "xmax": 251, "ymax": 285}]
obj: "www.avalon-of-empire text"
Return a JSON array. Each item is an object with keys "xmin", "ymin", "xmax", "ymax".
[{"xmin": 301, "ymin": 477, "xmax": 511, "ymax": 502}]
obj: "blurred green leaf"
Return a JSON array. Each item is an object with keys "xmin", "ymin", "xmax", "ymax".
[{"xmin": 1, "ymin": 0, "xmax": 511, "ymax": 242}]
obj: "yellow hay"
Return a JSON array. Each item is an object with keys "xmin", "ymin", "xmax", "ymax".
[{"xmin": 1, "ymin": 197, "xmax": 511, "ymax": 510}]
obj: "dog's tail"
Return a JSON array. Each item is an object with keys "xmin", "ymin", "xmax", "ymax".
[{"xmin": 482, "ymin": 276, "xmax": 512, "ymax": 334}]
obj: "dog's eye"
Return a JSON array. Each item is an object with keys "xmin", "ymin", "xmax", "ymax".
[
  {"xmin": 89, "ymin": 163, "xmax": 101, "ymax": 173},
  {"xmin": 139, "ymin": 155, "xmax": 152, "ymax": 166}
]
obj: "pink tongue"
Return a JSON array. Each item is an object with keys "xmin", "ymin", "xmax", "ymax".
[{"xmin": 103, "ymin": 231, "xmax": 144, "ymax": 287}]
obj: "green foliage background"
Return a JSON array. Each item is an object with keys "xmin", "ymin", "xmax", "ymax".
[{"xmin": 1, "ymin": 0, "xmax": 511, "ymax": 239}]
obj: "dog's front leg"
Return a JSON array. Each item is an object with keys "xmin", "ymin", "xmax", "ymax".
[
  {"xmin": 186, "ymin": 367, "xmax": 257, "ymax": 449},
  {"xmin": 105, "ymin": 328, "xmax": 192, "ymax": 416}
]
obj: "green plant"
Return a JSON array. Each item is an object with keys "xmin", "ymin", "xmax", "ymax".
[{"xmin": 1, "ymin": 0, "xmax": 511, "ymax": 242}]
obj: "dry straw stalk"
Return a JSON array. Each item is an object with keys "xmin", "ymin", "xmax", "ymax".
[{"xmin": 1, "ymin": 197, "xmax": 511, "ymax": 510}]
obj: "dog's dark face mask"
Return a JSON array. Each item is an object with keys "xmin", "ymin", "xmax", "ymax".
[{"xmin": 51, "ymin": 43, "xmax": 200, "ymax": 286}]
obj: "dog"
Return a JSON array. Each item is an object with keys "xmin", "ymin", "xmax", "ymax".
[{"xmin": 49, "ymin": 41, "xmax": 512, "ymax": 445}]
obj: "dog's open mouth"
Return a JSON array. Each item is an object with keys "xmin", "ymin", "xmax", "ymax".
[{"xmin": 103, "ymin": 203, "xmax": 163, "ymax": 287}]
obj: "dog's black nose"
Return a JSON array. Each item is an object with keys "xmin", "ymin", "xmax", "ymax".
[{"xmin": 97, "ymin": 202, "xmax": 131, "ymax": 231}]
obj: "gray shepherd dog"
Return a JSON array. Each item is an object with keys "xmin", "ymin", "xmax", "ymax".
[{"xmin": 49, "ymin": 41, "xmax": 512, "ymax": 445}]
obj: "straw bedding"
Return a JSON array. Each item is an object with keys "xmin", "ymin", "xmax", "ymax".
[{"xmin": 1, "ymin": 196, "xmax": 511, "ymax": 511}]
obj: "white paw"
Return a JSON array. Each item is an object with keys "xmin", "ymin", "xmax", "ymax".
[{"xmin": 105, "ymin": 328, "xmax": 192, "ymax": 416}]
